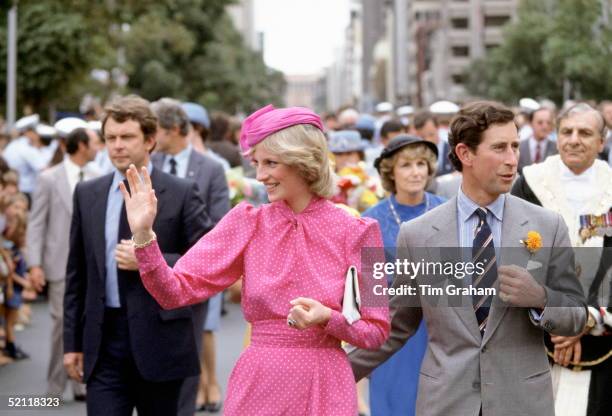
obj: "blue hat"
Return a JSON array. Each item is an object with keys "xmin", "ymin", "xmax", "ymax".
[
  {"xmin": 328, "ymin": 130, "xmax": 368, "ymax": 153},
  {"xmin": 355, "ymin": 114, "xmax": 376, "ymax": 131},
  {"xmin": 181, "ymin": 102, "xmax": 210, "ymax": 129}
]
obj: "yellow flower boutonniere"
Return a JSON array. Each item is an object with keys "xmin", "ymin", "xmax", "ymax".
[{"xmin": 520, "ymin": 231, "xmax": 542, "ymax": 254}]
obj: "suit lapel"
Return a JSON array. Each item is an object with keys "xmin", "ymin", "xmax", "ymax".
[
  {"xmin": 424, "ymin": 197, "xmax": 458, "ymax": 247},
  {"xmin": 425, "ymin": 199, "xmax": 482, "ymax": 343},
  {"xmin": 519, "ymin": 140, "xmax": 531, "ymax": 165},
  {"xmin": 545, "ymin": 139, "xmax": 557, "ymax": 157},
  {"xmin": 56, "ymin": 163, "xmax": 73, "ymax": 214},
  {"xmin": 185, "ymin": 150, "xmax": 201, "ymax": 182},
  {"xmin": 92, "ymin": 174, "xmax": 114, "ymax": 282},
  {"xmin": 150, "ymin": 168, "xmax": 167, "ymax": 218},
  {"xmin": 151, "ymin": 152, "xmax": 165, "ymax": 172},
  {"xmin": 482, "ymin": 195, "xmax": 530, "ymax": 345}
]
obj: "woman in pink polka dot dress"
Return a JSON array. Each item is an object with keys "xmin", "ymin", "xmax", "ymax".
[{"xmin": 121, "ymin": 105, "xmax": 390, "ymax": 415}]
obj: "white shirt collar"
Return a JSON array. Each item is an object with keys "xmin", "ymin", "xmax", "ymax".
[
  {"xmin": 559, "ymin": 160, "xmax": 596, "ymax": 182},
  {"xmin": 167, "ymin": 144, "xmax": 192, "ymax": 165}
]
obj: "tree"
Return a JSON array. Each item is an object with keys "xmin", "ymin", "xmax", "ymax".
[
  {"xmin": 0, "ymin": 0, "xmax": 285, "ymax": 117},
  {"xmin": 465, "ymin": 0, "xmax": 612, "ymax": 105},
  {"xmin": 122, "ymin": 1, "xmax": 285, "ymax": 113},
  {"xmin": 0, "ymin": 0, "xmax": 110, "ymax": 114}
]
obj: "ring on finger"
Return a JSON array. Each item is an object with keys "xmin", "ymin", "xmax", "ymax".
[{"xmin": 287, "ymin": 318, "xmax": 298, "ymax": 328}]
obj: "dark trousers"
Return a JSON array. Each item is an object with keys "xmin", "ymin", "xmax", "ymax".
[
  {"xmin": 177, "ymin": 301, "xmax": 207, "ymax": 416},
  {"xmin": 86, "ymin": 308, "xmax": 183, "ymax": 416}
]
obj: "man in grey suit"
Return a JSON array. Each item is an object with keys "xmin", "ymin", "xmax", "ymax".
[
  {"xmin": 350, "ymin": 101, "xmax": 587, "ymax": 416},
  {"xmin": 26, "ymin": 127, "xmax": 99, "ymax": 399},
  {"xmin": 518, "ymin": 107, "xmax": 558, "ymax": 173},
  {"xmin": 150, "ymin": 98, "xmax": 230, "ymax": 416}
]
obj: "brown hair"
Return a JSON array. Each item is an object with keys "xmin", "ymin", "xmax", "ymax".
[
  {"xmin": 378, "ymin": 144, "xmax": 438, "ymax": 193},
  {"xmin": 101, "ymin": 95, "xmax": 158, "ymax": 140},
  {"xmin": 448, "ymin": 101, "xmax": 516, "ymax": 171},
  {"xmin": 210, "ymin": 112, "xmax": 231, "ymax": 143},
  {"xmin": 249, "ymin": 124, "xmax": 336, "ymax": 198},
  {"xmin": 2, "ymin": 170, "xmax": 18, "ymax": 188},
  {"xmin": 413, "ymin": 110, "xmax": 438, "ymax": 130},
  {"xmin": 4, "ymin": 199, "xmax": 28, "ymax": 248}
]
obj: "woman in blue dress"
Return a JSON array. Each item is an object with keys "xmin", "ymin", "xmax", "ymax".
[{"xmin": 362, "ymin": 135, "xmax": 445, "ymax": 416}]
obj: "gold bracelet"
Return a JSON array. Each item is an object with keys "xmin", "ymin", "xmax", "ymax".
[{"xmin": 132, "ymin": 231, "xmax": 157, "ymax": 249}]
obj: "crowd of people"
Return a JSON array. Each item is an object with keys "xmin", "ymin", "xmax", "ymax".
[{"xmin": 0, "ymin": 94, "xmax": 610, "ymax": 416}]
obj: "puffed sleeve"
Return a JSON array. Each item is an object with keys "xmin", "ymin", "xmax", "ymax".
[
  {"xmin": 323, "ymin": 217, "xmax": 390, "ymax": 349},
  {"xmin": 135, "ymin": 202, "xmax": 258, "ymax": 309}
]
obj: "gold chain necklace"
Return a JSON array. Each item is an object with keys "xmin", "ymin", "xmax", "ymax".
[{"xmin": 388, "ymin": 194, "xmax": 430, "ymax": 226}]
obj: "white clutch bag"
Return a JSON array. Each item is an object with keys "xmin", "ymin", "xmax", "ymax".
[{"xmin": 342, "ymin": 266, "xmax": 361, "ymax": 324}]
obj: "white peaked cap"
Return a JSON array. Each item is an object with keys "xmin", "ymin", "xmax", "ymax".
[
  {"xmin": 396, "ymin": 105, "xmax": 414, "ymax": 117},
  {"xmin": 519, "ymin": 97, "xmax": 540, "ymax": 112},
  {"xmin": 429, "ymin": 100, "xmax": 460, "ymax": 114},
  {"xmin": 54, "ymin": 117, "xmax": 89, "ymax": 137},
  {"xmin": 15, "ymin": 114, "xmax": 40, "ymax": 132},
  {"xmin": 375, "ymin": 102, "xmax": 394, "ymax": 113},
  {"xmin": 35, "ymin": 124, "xmax": 57, "ymax": 137},
  {"xmin": 87, "ymin": 120, "xmax": 102, "ymax": 132}
]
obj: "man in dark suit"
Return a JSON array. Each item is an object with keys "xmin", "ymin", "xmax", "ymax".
[
  {"xmin": 150, "ymin": 98, "xmax": 230, "ymax": 415},
  {"xmin": 63, "ymin": 95, "xmax": 212, "ymax": 416},
  {"xmin": 517, "ymin": 107, "xmax": 558, "ymax": 173}
]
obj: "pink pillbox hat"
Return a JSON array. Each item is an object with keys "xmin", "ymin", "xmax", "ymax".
[{"xmin": 240, "ymin": 104, "xmax": 324, "ymax": 152}]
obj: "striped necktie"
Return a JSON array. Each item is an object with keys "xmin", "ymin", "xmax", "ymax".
[{"xmin": 472, "ymin": 207, "xmax": 497, "ymax": 336}]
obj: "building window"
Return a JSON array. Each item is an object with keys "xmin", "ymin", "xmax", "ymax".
[
  {"xmin": 451, "ymin": 17, "xmax": 469, "ymax": 29},
  {"xmin": 452, "ymin": 74, "xmax": 465, "ymax": 84},
  {"xmin": 425, "ymin": 11, "xmax": 441, "ymax": 21},
  {"xmin": 484, "ymin": 15, "xmax": 510, "ymax": 27},
  {"xmin": 485, "ymin": 44, "xmax": 499, "ymax": 52},
  {"xmin": 452, "ymin": 46, "xmax": 469, "ymax": 57}
]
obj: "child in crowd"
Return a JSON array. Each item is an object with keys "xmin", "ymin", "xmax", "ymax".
[{"xmin": 1, "ymin": 196, "xmax": 30, "ymax": 360}]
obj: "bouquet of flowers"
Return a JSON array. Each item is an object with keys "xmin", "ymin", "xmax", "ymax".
[
  {"xmin": 332, "ymin": 163, "xmax": 381, "ymax": 213},
  {"xmin": 226, "ymin": 167, "xmax": 268, "ymax": 207}
]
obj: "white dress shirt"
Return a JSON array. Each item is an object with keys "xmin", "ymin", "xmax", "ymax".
[
  {"xmin": 559, "ymin": 162, "xmax": 597, "ymax": 216},
  {"xmin": 64, "ymin": 156, "xmax": 100, "ymax": 194},
  {"xmin": 528, "ymin": 136, "xmax": 547, "ymax": 163}
]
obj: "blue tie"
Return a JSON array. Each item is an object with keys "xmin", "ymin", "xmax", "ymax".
[{"xmin": 472, "ymin": 207, "xmax": 497, "ymax": 336}]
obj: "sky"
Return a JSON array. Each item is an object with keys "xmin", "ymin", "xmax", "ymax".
[{"xmin": 254, "ymin": 0, "xmax": 351, "ymax": 75}]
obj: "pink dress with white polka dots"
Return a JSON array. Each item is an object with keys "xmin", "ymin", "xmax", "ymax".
[{"xmin": 135, "ymin": 197, "xmax": 390, "ymax": 415}]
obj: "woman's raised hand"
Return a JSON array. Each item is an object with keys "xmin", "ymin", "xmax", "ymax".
[{"xmin": 118, "ymin": 165, "xmax": 157, "ymax": 240}]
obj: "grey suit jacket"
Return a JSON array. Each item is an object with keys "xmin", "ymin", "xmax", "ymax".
[
  {"xmin": 350, "ymin": 194, "xmax": 586, "ymax": 416},
  {"xmin": 518, "ymin": 138, "xmax": 558, "ymax": 173},
  {"xmin": 152, "ymin": 150, "xmax": 230, "ymax": 224},
  {"xmin": 26, "ymin": 163, "xmax": 91, "ymax": 281}
]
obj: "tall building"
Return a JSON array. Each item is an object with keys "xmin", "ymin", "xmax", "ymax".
[
  {"xmin": 285, "ymin": 74, "xmax": 326, "ymax": 112},
  {"xmin": 409, "ymin": 0, "xmax": 519, "ymax": 105},
  {"xmin": 227, "ymin": 0, "xmax": 262, "ymax": 51},
  {"xmin": 361, "ymin": 0, "xmax": 388, "ymax": 112},
  {"xmin": 360, "ymin": 0, "xmax": 518, "ymax": 107},
  {"xmin": 326, "ymin": 1, "xmax": 364, "ymax": 112}
]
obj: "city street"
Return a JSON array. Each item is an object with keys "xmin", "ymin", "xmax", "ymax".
[{"xmin": 0, "ymin": 300, "xmax": 248, "ymax": 415}]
